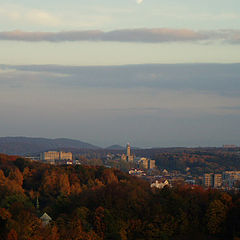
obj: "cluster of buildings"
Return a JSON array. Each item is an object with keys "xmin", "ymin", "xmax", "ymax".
[
  {"xmin": 223, "ymin": 144, "xmax": 238, "ymax": 149},
  {"xmin": 203, "ymin": 171, "xmax": 240, "ymax": 190},
  {"xmin": 40, "ymin": 151, "xmax": 73, "ymax": 165},
  {"xmin": 129, "ymin": 168, "xmax": 195, "ymax": 190},
  {"xmin": 137, "ymin": 157, "xmax": 156, "ymax": 169},
  {"xmin": 121, "ymin": 143, "xmax": 134, "ymax": 162},
  {"xmin": 121, "ymin": 143, "xmax": 156, "ymax": 170}
]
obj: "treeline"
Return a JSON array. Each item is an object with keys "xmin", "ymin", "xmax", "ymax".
[
  {"xmin": 0, "ymin": 153, "xmax": 240, "ymax": 240},
  {"xmin": 152, "ymin": 151, "xmax": 240, "ymax": 175}
]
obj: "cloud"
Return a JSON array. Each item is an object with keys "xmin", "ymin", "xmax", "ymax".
[
  {"xmin": 136, "ymin": 0, "xmax": 143, "ymax": 4},
  {"xmin": 1, "ymin": 63, "xmax": 240, "ymax": 97},
  {"xmin": 0, "ymin": 5, "xmax": 61, "ymax": 26},
  {"xmin": 25, "ymin": 9, "xmax": 61, "ymax": 26},
  {"xmin": 0, "ymin": 28, "xmax": 239, "ymax": 43}
]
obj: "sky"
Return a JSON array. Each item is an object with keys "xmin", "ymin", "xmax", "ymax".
[{"xmin": 0, "ymin": 0, "xmax": 240, "ymax": 147}]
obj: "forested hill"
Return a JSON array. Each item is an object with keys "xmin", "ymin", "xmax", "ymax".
[
  {"xmin": 0, "ymin": 137, "xmax": 100, "ymax": 155},
  {"xmin": 0, "ymin": 153, "xmax": 240, "ymax": 240}
]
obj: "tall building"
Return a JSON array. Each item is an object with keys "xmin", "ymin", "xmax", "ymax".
[
  {"xmin": 203, "ymin": 173, "xmax": 222, "ymax": 188},
  {"xmin": 126, "ymin": 143, "xmax": 131, "ymax": 158},
  {"xmin": 214, "ymin": 174, "xmax": 222, "ymax": 188},
  {"xmin": 148, "ymin": 159, "xmax": 156, "ymax": 169},
  {"xmin": 126, "ymin": 143, "xmax": 134, "ymax": 162},
  {"xmin": 203, "ymin": 173, "xmax": 213, "ymax": 187},
  {"xmin": 139, "ymin": 157, "xmax": 148, "ymax": 169}
]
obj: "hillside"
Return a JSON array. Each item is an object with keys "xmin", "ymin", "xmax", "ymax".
[
  {"xmin": 0, "ymin": 137, "xmax": 100, "ymax": 155},
  {"xmin": 0, "ymin": 154, "xmax": 240, "ymax": 240}
]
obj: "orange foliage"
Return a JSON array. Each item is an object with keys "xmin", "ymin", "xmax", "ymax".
[{"xmin": 7, "ymin": 229, "xmax": 18, "ymax": 240}]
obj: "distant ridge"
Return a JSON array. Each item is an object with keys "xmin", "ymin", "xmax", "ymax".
[
  {"xmin": 0, "ymin": 137, "xmax": 100, "ymax": 155},
  {"xmin": 105, "ymin": 144, "xmax": 141, "ymax": 150},
  {"xmin": 105, "ymin": 145, "xmax": 125, "ymax": 150}
]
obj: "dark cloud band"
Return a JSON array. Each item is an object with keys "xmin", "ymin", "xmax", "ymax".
[
  {"xmin": 1, "ymin": 63, "xmax": 240, "ymax": 96},
  {"xmin": 0, "ymin": 28, "xmax": 239, "ymax": 43}
]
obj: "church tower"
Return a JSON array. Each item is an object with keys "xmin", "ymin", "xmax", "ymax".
[
  {"xmin": 126, "ymin": 143, "xmax": 131, "ymax": 158},
  {"xmin": 126, "ymin": 143, "xmax": 133, "ymax": 162}
]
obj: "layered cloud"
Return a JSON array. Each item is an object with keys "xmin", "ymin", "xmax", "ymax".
[{"xmin": 0, "ymin": 28, "xmax": 239, "ymax": 43}]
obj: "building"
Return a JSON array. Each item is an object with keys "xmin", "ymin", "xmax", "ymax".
[
  {"xmin": 40, "ymin": 213, "xmax": 52, "ymax": 226},
  {"xmin": 148, "ymin": 159, "xmax": 156, "ymax": 169},
  {"xmin": 213, "ymin": 174, "xmax": 222, "ymax": 188},
  {"xmin": 121, "ymin": 143, "xmax": 134, "ymax": 162},
  {"xmin": 204, "ymin": 173, "xmax": 213, "ymax": 187},
  {"xmin": 223, "ymin": 144, "xmax": 237, "ymax": 149},
  {"xmin": 24, "ymin": 156, "xmax": 40, "ymax": 161},
  {"xmin": 40, "ymin": 151, "xmax": 72, "ymax": 164},
  {"xmin": 151, "ymin": 180, "xmax": 170, "ymax": 189},
  {"xmin": 203, "ymin": 173, "xmax": 222, "ymax": 188},
  {"xmin": 223, "ymin": 171, "xmax": 240, "ymax": 179},
  {"xmin": 126, "ymin": 143, "xmax": 134, "ymax": 162},
  {"xmin": 139, "ymin": 157, "xmax": 148, "ymax": 169},
  {"xmin": 40, "ymin": 151, "xmax": 59, "ymax": 164},
  {"xmin": 223, "ymin": 171, "xmax": 240, "ymax": 188},
  {"xmin": 127, "ymin": 143, "xmax": 131, "ymax": 158},
  {"xmin": 129, "ymin": 168, "xmax": 146, "ymax": 176},
  {"xmin": 138, "ymin": 158, "xmax": 156, "ymax": 170},
  {"xmin": 59, "ymin": 151, "xmax": 72, "ymax": 161}
]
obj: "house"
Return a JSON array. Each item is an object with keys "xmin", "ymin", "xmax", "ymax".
[
  {"xmin": 40, "ymin": 213, "xmax": 52, "ymax": 226},
  {"xmin": 151, "ymin": 180, "xmax": 170, "ymax": 189}
]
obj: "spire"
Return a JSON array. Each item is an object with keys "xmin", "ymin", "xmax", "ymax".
[{"xmin": 36, "ymin": 195, "xmax": 39, "ymax": 210}]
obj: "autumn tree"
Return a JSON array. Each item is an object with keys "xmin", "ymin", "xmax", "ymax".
[
  {"xmin": 206, "ymin": 199, "xmax": 227, "ymax": 235},
  {"xmin": 8, "ymin": 168, "xmax": 23, "ymax": 186},
  {"xmin": 7, "ymin": 229, "xmax": 18, "ymax": 240},
  {"xmin": 94, "ymin": 206, "xmax": 105, "ymax": 240},
  {"xmin": 59, "ymin": 173, "xmax": 70, "ymax": 195}
]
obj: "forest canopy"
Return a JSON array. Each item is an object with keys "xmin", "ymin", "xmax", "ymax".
[{"xmin": 0, "ymin": 153, "xmax": 240, "ymax": 240}]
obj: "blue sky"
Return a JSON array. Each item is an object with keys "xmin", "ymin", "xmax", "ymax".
[{"xmin": 0, "ymin": 1, "xmax": 240, "ymax": 147}]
